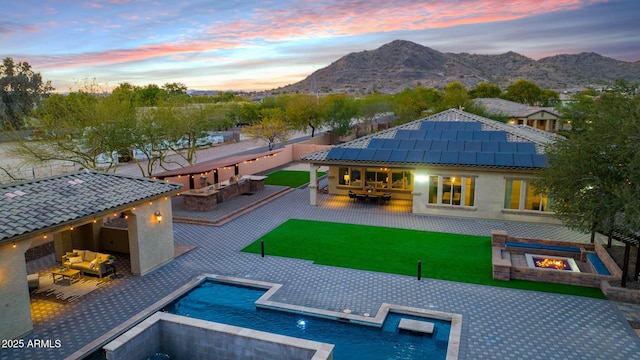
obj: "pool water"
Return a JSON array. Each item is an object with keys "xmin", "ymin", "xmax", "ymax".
[{"xmin": 164, "ymin": 281, "xmax": 450, "ymax": 360}]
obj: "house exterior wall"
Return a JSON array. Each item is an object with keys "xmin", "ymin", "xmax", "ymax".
[
  {"xmin": 411, "ymin": 168, "xmax": 561, "ymax": 224},
  {"xmin": 323, "ymin": 164, "xmax": 560, "ymax": 225},
  {"xmin": 0, "ymin": 239, "xmax": 34, "ymax": 340},
  {"xmin": 128, "ymin": 197, "xmax": 174, "ymax": 276}
]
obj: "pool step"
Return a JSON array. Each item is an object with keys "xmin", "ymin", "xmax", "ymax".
[{"xmin": 398, "ymin": 318, "xmax": 434, "ymax": 335}]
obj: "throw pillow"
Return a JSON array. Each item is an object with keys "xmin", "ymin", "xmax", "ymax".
[
  {"xmin": 84, "ymin": 250, "xmax": 96, "ymax": 261},
  {"xmin": 89, "ymin": 258, "xmax": 98, "ymax": 269},
  {"xmin": 65, "ymin": 251, "xmax": 78, "ymax": 257},
  {"xmin": 69, "ymin": 256, "xmax": 83, "ymax": 264},
  {"xmin": 73, "ymin": 249, "xmax": 86, "ymax": 259},
  {"xmin": 97, "ymin": 253, "xmax": 109, "ymax": 262}
]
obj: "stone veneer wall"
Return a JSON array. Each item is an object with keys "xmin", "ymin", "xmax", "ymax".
[
  {"xmin": 24, "ymin": 241, "xmax": 54, "ymax": 261},
  {"xmin": 490, "ymin": 230, "xmax": 622, "ymax": 288},
  {"xmin": 104, "ymin": 312, "xmax": 333, "ymax": 360}
]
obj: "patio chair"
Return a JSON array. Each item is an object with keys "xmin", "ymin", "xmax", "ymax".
[
  {"xmin": 380, "ymin": 193, "xmax": 392, "ymax": 204},
  {"xmin": 348, "ymin": 190, "xmax": 357, "ymax": 203},
  {"xmin": 355, "ymin": 193, "xmax": 368, "ymax": 202}
]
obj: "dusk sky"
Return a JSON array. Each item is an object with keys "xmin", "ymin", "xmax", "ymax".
[{"xmin": 3, "ymin": 0, "xmax": 639, "ymax": 92}]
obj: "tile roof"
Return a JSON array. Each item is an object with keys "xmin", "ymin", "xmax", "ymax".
[
  {"xmin": 0, "ymin": 171, "xmax": 182, "ymax": 243},
  {"xmin": 474, "ymin": 98, "xmax": 559, "ymax": 117},
  {"xmin": 302, "ymin": 108, "xmax": 560, "ymax": 169}
]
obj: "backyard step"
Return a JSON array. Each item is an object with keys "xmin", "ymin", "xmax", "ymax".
[{"xmin": 398, "ymin": 318, "xmax": 434, "ymax": 335}]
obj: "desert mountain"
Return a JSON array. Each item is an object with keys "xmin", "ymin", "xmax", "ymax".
[{"xmin": 276, "ymin": 40, "xmax": 640, "ymax": 94}]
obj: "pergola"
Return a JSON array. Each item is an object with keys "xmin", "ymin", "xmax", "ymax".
[{"xmin": 610, "ymin": 229, "xmax": 640, "ymax": 287}]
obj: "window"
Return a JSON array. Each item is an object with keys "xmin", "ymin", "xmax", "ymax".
[
  {"xmin": 338, "ymin": 167, "xmax": 361, "ymax": 187},
  {"xmin": 504, "ymin": 178, "xmax": 550, "ymax": 212},
  {"xmin": 428, "ymin": 175, "xmax": 475, "ymax": 207},
  {"xmin": 339, "ymin": 167, "xmax": 412, "ymax": 190}
]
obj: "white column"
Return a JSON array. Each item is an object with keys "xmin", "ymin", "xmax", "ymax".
[{"xmin": 309, "ymin": 164, "xmax": 319, "ymax": 206}]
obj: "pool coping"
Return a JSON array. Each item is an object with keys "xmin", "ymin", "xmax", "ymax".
[{"xmin": 68, "ymin": 274, "xmax": 461, "ymax": 360}]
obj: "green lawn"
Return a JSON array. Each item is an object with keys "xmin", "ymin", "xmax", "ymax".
[
  {"xmin": 264, "ymin": 170, "xmax": 326, "ymax": 188},
  {"xmin": 242, "ymin": 219, "xmax": 605, "ymax": 299}
]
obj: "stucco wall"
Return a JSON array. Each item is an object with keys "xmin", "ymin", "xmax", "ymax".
[
  {"xmin": 164, "ymin": 136, "xmax": 332, "ymax": 191},
  {"xmin": 412, "ymin": 169, "xmax": 562, "ymax": 224},
  {"xmin": 128, "ymin": 197, "xmax": 174, "ymax": 276},
  {"xmin": 0, "ymin": 240, "xmax": 34, "ymax": 340}
]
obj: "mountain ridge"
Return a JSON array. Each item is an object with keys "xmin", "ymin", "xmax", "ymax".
[{"xmin": 276, "ymin": 40, "xmax": 640, "ymax": 94}]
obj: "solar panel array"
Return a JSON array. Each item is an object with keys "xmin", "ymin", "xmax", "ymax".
[{"xmin": 326, "ymin": 121, "xmax": 547, "ymax": 168}]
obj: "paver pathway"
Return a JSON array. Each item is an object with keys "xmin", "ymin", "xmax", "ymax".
[{"xmin": 10, "ymin": 189, "xmax": 640, "ymax": 360}]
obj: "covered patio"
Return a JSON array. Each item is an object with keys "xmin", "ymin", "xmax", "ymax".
[{"xmin": 0, "ymin": 171, "xmax": 181, "ymax": 340}]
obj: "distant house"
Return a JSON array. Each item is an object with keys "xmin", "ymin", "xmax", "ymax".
[
  {"xmin": 474, "ymin": 98, "xmax": 566, "ymax": 132},
  {"xmin": 302, "ymin": 109, "xmax": 561, "ymax": 224}
]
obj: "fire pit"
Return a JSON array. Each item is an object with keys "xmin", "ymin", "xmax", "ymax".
[{"xmin": 525, "ymin": 254, "xmax": 580, "ymax": 272}]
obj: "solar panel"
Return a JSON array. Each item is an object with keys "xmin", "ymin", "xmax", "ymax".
[
  {"xmin": 516, "ymin": 142, "xmax": 537, "ymax": 154},
  {"xmin": 424, "ymin": 129, "xmax": 442, "ymax": 140},
  {"xmin": 405, "ymin": 150, "xmax": 425, "ymax": 163},
  {"xmin": 440, "ymin": 151, "xmax": 459, "ymax": 164},
  {"xmin": 456, "ymin": 131, "xmax": 474, "ymax": 141},
  {"xmin": 441, "ymin": 130, "xmax": 457, "ymax": 140},
  {"xmin": 342, "ymin": 148, "xmax": 361, "ymax": 160},
  {"xmin": 398, "ymin": 139, "xmax": 417, "ymax": 149},
  {"xmin": 420, "ymin": 121, "xmax": 436, "ymax": 131},
  {"xmin": 431, "ymin": 140, "xmax": 448, "ymax": 151},
  {"xmin": 394, "ymin": 129, "xmax": 412, "ymax": 139},
  {"xmin": 513, "ymin": 154, "xmax": 534, "ymax": 167},
  {"xmin": 389, "ymin": 149, "xmax": 409, "ymax": 162},
  {"xmin": 326, "ymin": 147, "xmax": 346, "ymax": 160},
  {"xmin": 434, "ymin": 122, "xmax": 452, "ymax": 130},
  {"xmin": 367, "ymin": 138, "xmax": 386, "ymax": 149},
  {"xmin": 457, "ymin": 151, "xmax": 477, "ymax": 165},
  {"xmin": 450, "ymin": 122, "xmax": 467, "ymax": 131},
  {"xmin": 494, "ymin": 153, "xmax": 514, "ymax": 166},
  {"xmin": 476, "ymin": 152, "xmax": 495, "ymax": 165},
  {"xmin": 356, "ymin": 149, "xmax": 377, "ymax": 161},
  {"xmin": 414, "ymin": 140, "xmax": 432, "ymax": 150},
  {"xmin": 382, "ymin": 139, "xmax": 401, "ymax": 149},
  {"xmin": 463, "ymin": 141, "xmax": 482, "ymax": 152},
  {"xmin": 447, "ymin": 140, "xmax": 464, "ymax": 152},
  {"xmin": 423, "ymin": 151, "xmax": 442, "ymax": 163},
  {"xmin": 473, "ymin": 131, "xmax": 491, "ymax": 141},
  {"xmin": 372, "ymin": 149, "xmax": 393, "ymax": 162},
  {"xmin": 489, "ymin": 132, "xmax": 508, "ymax": 141},
  {"xmin": 481, "ymin": 141, "xmax": 500, "ymax": 152},
  {"xmin": 410, "ymin": 130, "xmax": 427, "ymax": 140},
  {"xmin": 532, "ymin": 154, "xmax": 548, "ymax": 168},
  {"xmin": 499, "ymin": 142, "xmax": 517, "ymax": 153},
  {"xmin": 465, "ymin": 122, "xmax": 482, "ymax": 131}
]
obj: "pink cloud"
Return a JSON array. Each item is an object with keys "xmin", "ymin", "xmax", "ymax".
[
  {"xmin": 205, "ymin": 0, "xmax": 607, "ymax": 41},
  {"xmin": 24, "ymin": 0, "xmax": 611, "ymax": 80}
]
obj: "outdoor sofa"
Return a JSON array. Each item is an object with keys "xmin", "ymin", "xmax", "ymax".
[{"xmin": 62, "ymin": 249, "xmax": 113, "ymax": 278}]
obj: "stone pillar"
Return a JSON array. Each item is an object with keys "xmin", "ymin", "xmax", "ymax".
[
  {"xmin": 491, "ymin": 230, "xmax": 508, "ymax": 247},
  {"xmin": 0, "ymin": 239, "xmax": 34, "ymax": 339},
  {"xmin": 309, "ymin": 164, "xmax": 319, "ymax": 206},
  {"xmin": 128, "ymin": 197, "xmax": 174, "ymax": 275}
]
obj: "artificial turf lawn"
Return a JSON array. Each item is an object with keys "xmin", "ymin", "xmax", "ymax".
[
  {"xmin": 242, "ymin": 219, "xmax": 605, "ymax": 299},
  {"xmin": 264, "ymin": 170, "xmax": 326, "ymax": 188}
]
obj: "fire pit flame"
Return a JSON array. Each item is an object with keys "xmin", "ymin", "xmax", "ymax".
[{"xmin": 535, "ymin": 258, "xmax": 568, "ymax": 270}]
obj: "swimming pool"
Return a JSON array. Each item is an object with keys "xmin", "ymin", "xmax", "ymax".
[{"xmin": 163, "ymin": 280, "xmax": 451, "ymax": 359}]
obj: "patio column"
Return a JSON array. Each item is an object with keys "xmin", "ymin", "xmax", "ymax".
[
  {"xmin": 309, "ymin": 164, "xmax": 319, "ymax": 206},
  {"xmin": 0, "ymin": 239, "xmax": 34, "ymax": 340},
  {"xmin": 128, "ymin": 197, "xmax": 174, "ymax": 275}
]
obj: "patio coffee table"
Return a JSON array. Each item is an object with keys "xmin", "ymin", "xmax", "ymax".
[{"xmin": 52, "ymin": 268, "xmax": 81, "ymax": 284}]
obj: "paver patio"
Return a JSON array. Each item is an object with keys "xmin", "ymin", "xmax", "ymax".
[{"xmin": 10, "ymin": 189, "xmax": 640, "ymax": 360}]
